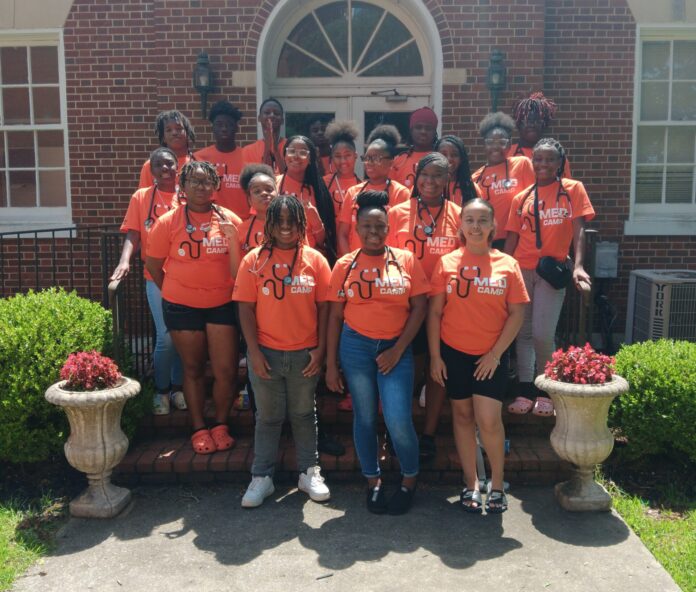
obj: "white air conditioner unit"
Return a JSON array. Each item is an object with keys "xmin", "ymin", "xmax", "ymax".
[{"xmin": 625, "ymin": 270, "xmax": 696, "ymax": 344}]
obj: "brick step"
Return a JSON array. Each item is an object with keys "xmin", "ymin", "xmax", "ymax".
[
  {"xmin": 137, "ymin": 393, "xmax": 556, "ymax": 440},
  {"xmin": 114, "ymin": 433, "xmax": 571, "ymax": 487}
]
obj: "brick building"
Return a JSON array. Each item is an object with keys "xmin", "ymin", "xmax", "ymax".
[{"xmin": 1, "ymin": 0, "xmax": 695, "ymax": 338}]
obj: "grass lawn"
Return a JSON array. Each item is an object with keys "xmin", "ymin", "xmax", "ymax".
[
  {"xmin": 0, "ymin": 497, "xmax": 67, "ymax": 591},
  {"xmin": 603, "ymin": 476, "xmax": 696, "ymax": 592}
]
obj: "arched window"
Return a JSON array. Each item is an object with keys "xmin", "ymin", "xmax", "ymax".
[{"xmin": 276, "ymin": 1, "xmax": 424, "ymax": 79}]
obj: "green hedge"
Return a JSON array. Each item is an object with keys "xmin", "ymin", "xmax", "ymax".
[
  {"xmin": 612, "ymin": 339, "xmax": 696, "ymax": 464},
  {"xmin": 0, "ymin": 288, "xmax": 147, "ymax": 463}
]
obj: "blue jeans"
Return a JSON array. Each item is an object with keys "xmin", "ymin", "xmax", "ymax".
[
  {"xmin": 339, "ymin": 324, "xmax": 419, "ymax": 478},
  {"xmin": 145, "ymin": 279, "xmax": 183, "ymax": 392},
  {"xmin": 248, "ymin": 346, "xmax": 319, "ymax": 477}
]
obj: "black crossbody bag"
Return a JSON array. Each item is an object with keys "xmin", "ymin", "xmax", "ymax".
[{"xmin": 533, "ymin": 186, "xmax": 571, "ymax": 290}]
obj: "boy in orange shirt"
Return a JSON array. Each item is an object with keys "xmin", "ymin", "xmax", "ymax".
[
  {"xmin": 243, "ymin": 98, "xmax": 287, "ymax": 172},
  {"xmin": 195, "ymin": 101, "xmax": 250, "ymax": 219}
]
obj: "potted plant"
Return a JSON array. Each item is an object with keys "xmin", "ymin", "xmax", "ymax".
[
  {"xmin": 535, "ymin": 343, "xmax": 629, "ymax": 512},
  {"xmin": 45, "ymin": 351, "xmax": 140, "ymax": 518}
]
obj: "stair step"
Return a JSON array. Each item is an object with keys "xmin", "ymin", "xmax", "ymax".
[{"xmin": 114, "ymin": 433, "xmax": 572, "ymax": 487}]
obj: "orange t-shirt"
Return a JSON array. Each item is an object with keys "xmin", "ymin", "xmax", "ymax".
[
  {"xmin": 327, "ymin": 247, "xmax": 430, "ymax": 340},
  {"xmin": 324, "ymin": 172, "xmax": 361, "ymax": 220},
  {"xmin": 448, "ymin": 181, "xmax": 482, "ymax": 206},
  {"xmin": 505, "ymin": 178, "xmax": 595, "ymax": 270},
  {"xmin": 275, "ymin": 174, "xmax": 323, "ymax": 248},
  {"xmin": 138, "ymin": 154, "xmax": 192, "ymax": 190},
  {"xmin": 472, "ymin": 156, "xmax": 536, "ymax": 241},
  {"xmin": 390, "ymin": 150, "xmax": 429, "ymax": 189},
  {"xmin": 241, "ymin": 138, "xmax": 287, "ymax": 173},
  {"xmin": 147, "ymin": 205, "xmax": 242, "ymax": 308},
  {"xmin": 387, "ymin": 198, "xmax": 462, "ymax": 279},
  {"xmin": 507, "ymin": 143, "xmax": 573, "ymax": 178},
  {"xmin": 430, "ymin": 248, "xmax": 530, "ymax": 355},
  {"xmin": 237, "ymin": 214, "xmax": 266, "ymax": 254},
  {"xmin": 233, "ymin": 245, "xmax": 331, "ymax": 350},
  {"xmin": 319, "ymin": 155, "xmax": 333, "ymax": 176},
  {"xmin": 120, "ymin": 185, "xmax": 180, "ymax": 281},
  {"xmin": 337, "ymin": 180, "xmax": 410, "ymax": 253},
  {"xmin": 193, "ymin": 145, "xmax": 249, "ymax": 219}
]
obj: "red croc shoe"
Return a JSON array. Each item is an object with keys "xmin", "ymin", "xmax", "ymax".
[
  {"xmin": 191, "ymin": 428, "xmax": 216, "ymax": 455},
  {"xmin": 210, "ymin": 424, "xmax": 236, "ymax": 451},
  {"xmin": 337, "ymin": 393, "xmax": 353, "ymax": 412}
]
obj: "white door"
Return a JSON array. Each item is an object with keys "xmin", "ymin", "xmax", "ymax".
[{"xmin": 280, "ymin": 97, "xmax": 350, "ymax": 139}]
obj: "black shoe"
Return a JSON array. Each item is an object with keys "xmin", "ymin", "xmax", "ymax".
[
  {"xmin": 317, "ymin": 431, "xmax": 346, "ymax": 456},
  {"xmin": 419, "ymin": 434, "xmax": 436, "ymax": 462},
  {"xmin": 387, "ymin": 483, "xmax": 416, "ymax": 515},
  {"xmin": 366, "ymin": 482, "xmax": 388, "ymax": 514}
]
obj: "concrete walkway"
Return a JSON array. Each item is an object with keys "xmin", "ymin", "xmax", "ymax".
[{"xmin": 13, "ymin": 483, "xmax": 680, "ymax": 592}]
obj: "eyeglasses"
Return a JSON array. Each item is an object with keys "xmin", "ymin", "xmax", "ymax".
[
  {"xmin": 286, "ymin": 148, "xmax": 311, "ymax": 158},
  {"xmin": 187, "ymin": 179, "xmax": 215, "ymax": 189},
  {"xmin": 484, "ymin": 138, "xmax": 510, "ymax": 147},
  {"xmin": 360, "ymin": 155, "xmax": 392, "ymax": 164}
]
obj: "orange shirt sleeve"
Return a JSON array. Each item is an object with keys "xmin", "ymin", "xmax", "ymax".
[
  {"xmin": 138, "ymin": 160, "xmax": 154, "ymax": 190},
  {"xmin": 120, "ymin": 190, "xmax": 144, "ymax": 233},
  {"xmin": 429, "ymin": 257, "xmax": 447, "ymax": 296},
  {"xmin": 326, "ymin": 255, "xmax": 351, "ymax": 302},
  {"xmin": 313, "ymin": 251, "xmax": 332, "ymax": 302},
  {"xmin": 405, "ymin": 251, "xmax": 430, "ymax": 297},
  {"xmin": 145, "ymin": 211, "xmax": 171, "ymax": 259},
  {"xmin": 570, "ymin": 180, "xmax": 595, "ymax": 221}
]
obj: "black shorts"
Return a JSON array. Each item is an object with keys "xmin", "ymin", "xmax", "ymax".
[
  {"xmin": 162, "ymin": 299, "xmax": 238, "ymax": 332},
  {"xmin": 440, "ymin": 340, "xmax": 508, "ymax": 402},
  {"xmin": 411, "ymin": 322, "xmax": 429, "ymax": 356}
]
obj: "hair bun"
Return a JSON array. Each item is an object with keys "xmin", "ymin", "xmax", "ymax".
[
  {"xmin": 326, "ymin": 120, "xmax": 359, "ymax": 147},
  {"xmin": 366, "ymin": 124, "xmax": 401, "ymax": 147},
  {"xmin": 356, "ymin": 189, "xmax": 389, "ymax": 210}
]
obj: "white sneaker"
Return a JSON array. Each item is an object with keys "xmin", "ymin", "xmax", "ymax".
[
  {"xmin": 418, "ymin": 384, "xmax": 426, "ymax": 408},
  {"xmin": 298, "ymin": 466, "xmax": 331, "ymax": 502},
  {"xmin": 170, "ymin": 390, "xmax": 187, "ymax": 410},
  {"xmin": 241, "ymin": 476, "xmax": 275, "ymax": 508},
  {"xmin": 152, "ymin": 393, "xmax": 170, "ymax": 415}
]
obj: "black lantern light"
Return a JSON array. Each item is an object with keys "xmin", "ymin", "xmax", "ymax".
[
  {"xmin": 193, "ymin": 51, "xmax": 214, "ymax": 119},
  {"xmin": 487, "ymin": 49, "xmax": 507, "ymax": 112}
]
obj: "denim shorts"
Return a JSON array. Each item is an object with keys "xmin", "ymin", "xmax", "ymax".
[
  {"xmin": 440, "ymin": 340, "xmax": 508, "ymax": 401},
  {"xmin": 162, "ymin": 299, "xmax": 238, "ymax": 331}
]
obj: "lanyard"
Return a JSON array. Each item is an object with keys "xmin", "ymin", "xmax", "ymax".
[{"xmin": 144, "ymin": 185, "xmax": 176, "ymax": 230}]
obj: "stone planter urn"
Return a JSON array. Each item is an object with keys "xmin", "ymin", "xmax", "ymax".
[
  {"xmin": 45, "ymin": 377, "xmax": 140, "ymax": 518},
  {"xmin": 534, "ymin": 374, "xmax": 629, "ymax": 512}
]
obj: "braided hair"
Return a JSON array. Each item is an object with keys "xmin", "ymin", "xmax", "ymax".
[
  {"xmin": 411, "ymin": 152, "xmax": 449, "ymax": 200},
  {"xmin": 534, "ymin": 137, "xmax": 566, "ymax": 181},
  {"xmin": 436, "ymin": 136, "xmax": 478, "ymax": 203},
  {"xmin": 356, "ymin": 190, "xmax": 389, "ymax": 220},
  {"xmin": 282, "ymin": 135, "xmax": 336, "ymax": 255},
  {"xmin": 262, "ymin": 194, "xmax": 307, "ymax": 248},
  {"xmin": 179, "ymin": 161, "xmax": 221, "ymax": 192},
  {"xmin": 240, "ymin": 163, "xmax": 276, "ymax": 194},
  {"xmin": 512, "ymin": 92, "xmax": 557, "ymax": 128},
  {"xmin": 155, "ymin": 110, "xmax": 195, "ymax": 147}
]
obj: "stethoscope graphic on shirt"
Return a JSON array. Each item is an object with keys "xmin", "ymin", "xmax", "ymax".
[
  {"xmin": 447, "ymin": 264, "xmax": 482, "ymax": 299},
  {"xmin": 518, "ymin": 180, "xmax": 573, "ymax": 239},
  {"xmin": 327, "ymin": 173, "xmax": 361, "ymax": 209},
  {"xmin": 476, "ymin": 159, "xmax": 514, "ymax": 201},
  {"xmin": 404, "ymin": 196, "xmax": 447, "ymax": 259},
  {"xmin": 143, "ymin": 185, "xmax": 178, "ymax": 231},
  {"xmin": 177, "ymin": 204, "xmax": 228, "ymax": 259},
  {"xmin": 241, "ymin": 216, "xmax": 264, "ymax": 252},
  {"xmin": 338, "ymin": 247, "xmax": 405, "ymax": 300},
  {"xmin": 249, "ymin": 245, "xmax": 301, "ymax": 300}
]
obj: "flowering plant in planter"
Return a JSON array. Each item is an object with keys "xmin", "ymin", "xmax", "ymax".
[
  {"xmin": 544, "ymin": 343, "xmax": 615, "ymax": 385},
  {"xmin": 59, "ymin": 351, "xmax": 122, "ymax": 392}
]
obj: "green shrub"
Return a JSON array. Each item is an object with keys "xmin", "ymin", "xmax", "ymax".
[
  {"xmin": 0, "ymin": 288, "xmax": 146, "ymax": 463},
  {"xmin": 612, "ymin": 339, "xmax": 696, "ymax": 463}
]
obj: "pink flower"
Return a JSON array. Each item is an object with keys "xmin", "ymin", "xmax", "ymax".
[
  {"xmin": 543, "ymin": 343, "xmax": 614, "ymax": 384},
  {"xmin": 60, "ymin": 351, "xmax": 122, "ymax": 392}
]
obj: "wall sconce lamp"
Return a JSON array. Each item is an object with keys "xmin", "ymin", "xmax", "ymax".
[
  {"xmin": 193, "ymin": 51, "xmax": 214, "ymax": 119},
  {"xmin": 487, "ymin": 49, "xmax": 507, "ymax": 112}
]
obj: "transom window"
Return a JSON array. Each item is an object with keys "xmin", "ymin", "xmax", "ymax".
[
  {"xmin": 0, "ymin": 37, "xmax": 68, "ymax": 214},
  {"xmin": 277, "ymin": 0, "xmax": 424, "ymax": 78}
]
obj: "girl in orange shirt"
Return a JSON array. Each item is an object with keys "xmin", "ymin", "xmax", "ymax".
[
  {"xmin": 505, "ymin": 138, "xmax": 594, "ymax": 417},
  {"xmin": 390, "ymin": 107, "xmax": 438, "ymax": 189},
  {"xmin": 387, "ymin": 152, "xmax": 461, "ymax": 462},
  {"xmin": 472, "ymin": 112, "xmax": 536, "ymax": 250},
  {"xmin": 323, "ymin": 121, "xmax": 361, "ymax": 221},
  {"xmin": 508, "ymin": 92, "xmax": 572, "ymax": 178},
  {"xmin": 238, "ymin": 164, "xmax": 278, "ymax": 254},
  {"xmin": 435, "ymin": 135, "xmax": 480, "ymax": 206},
  {"xmin": 113, "ymin": 147, "xmax": 184, "ymax": 415},
  {"xmin": 337, "ymin": 125, "xmax": 410, "ymax": 256},
  {"xmin": 242, "ymin": 98, "xmax": 287, "ymax": 173},
  {"xmin": 277, "ymin": 136, "xmax": 337, "ymax": 259},
  {"xmin": 234, "ymin": 195, "xmax": 332, "ymax": 507},
  {"xmin": 326, "ymin": 191, "xmax": 429, "ymax": 515},
  {"xmin": 429, "ymin": 198, "xmax": 529, "ymax": 513},
  {"xmin": 146, "ymin": 161, "xmax": 243, "ymax": 455},
  {"xmin": 138, "ymin": 110, "xmax": 196, "ymax": 189}
]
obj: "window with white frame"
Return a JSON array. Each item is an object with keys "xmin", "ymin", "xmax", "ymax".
[{"xmin": 0, "ymin": 33, "xmax": 70, "ymax": 230}]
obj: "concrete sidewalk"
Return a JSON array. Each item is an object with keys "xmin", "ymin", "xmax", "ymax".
[{"xmin": 13, "ymin": 483, "xmax": 680, "ymax": 592}]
